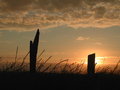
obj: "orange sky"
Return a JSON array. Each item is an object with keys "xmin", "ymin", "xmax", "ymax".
[{"xmin": 0, "ymin": 0, "xmax": 120, "ymax": 65}]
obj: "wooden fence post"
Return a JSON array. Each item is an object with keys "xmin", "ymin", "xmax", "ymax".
[
  {"xmin": 87, "ymin": 53, "xmax": 95, "ymax": 75},
  {"xmin": 30, "ymin": 29, "xmax": 40, "ymax": 72}
]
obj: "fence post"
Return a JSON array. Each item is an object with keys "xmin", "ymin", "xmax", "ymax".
[
  {"xmin": 30, "ymin": 29, "xmax": 40, "ymax": 72},
  {"xmin": 87, "ymin": 53, "xmax": 95, "ymax": 75}
]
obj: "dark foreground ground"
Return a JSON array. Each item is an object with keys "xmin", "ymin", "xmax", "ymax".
[{"xmin": 0, "ymin": 72, "xmax": 120, "ymax": 90}]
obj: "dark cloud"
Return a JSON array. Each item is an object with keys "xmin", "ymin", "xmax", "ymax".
[
  {"xmin": 0, "ymin": 0, "xmax": 33, "ymax": 12},
  {"xmin": 35, "ymin": 0, "xmax": 83, "ymax": 10},
  {"xmin": 93, "ymin": 6, "xmax": 106, "ymax": 19},
  {"xmin": 0, "ymin": 0, "xmax": 120, "ymax": 31}
]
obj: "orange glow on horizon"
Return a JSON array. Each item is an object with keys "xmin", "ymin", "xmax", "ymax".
[
  {"xmin": 83, "ymin": 57, "xmax": 104, "ymax": 65},
  {"xmin": 95, "ymin": 57, "xmax": 103, "ymax": 65}
]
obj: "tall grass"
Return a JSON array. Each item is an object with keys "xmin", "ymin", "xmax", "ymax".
[
  {"xmin": 112, "ymin": 59, "xmax": 120, "ymax": 74},
  {"xmin": 0, "ymin": 48, "xmax": 120, "ymax": 75}
]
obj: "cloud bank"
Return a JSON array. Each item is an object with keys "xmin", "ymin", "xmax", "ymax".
[
  {"xmin": 0, "ymin": 0, "xmax": 120, "ymax": 31},
  {"xmin": 76, "ymin": 36, "xmax": 90, "ymax": 41}
]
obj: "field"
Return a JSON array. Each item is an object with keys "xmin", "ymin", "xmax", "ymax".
[
  {"xmin": 0, "ymin": 57, "xmax": 120, "ymax": 90},
  {"xmin": 0, "ymin": 30, "xmax": 120, "ymax": 90},
  {"xmin": 0, "ymin": 71, "xmax": 120, "ymax": 90}
]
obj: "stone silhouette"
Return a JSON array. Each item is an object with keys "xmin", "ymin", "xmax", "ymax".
[
  {"xmin": 30, "ymin": 29, "xmax": 40, "ymax": 72},
  {"xmin": 87, "ymin": 53, "xmax": 95, "ymax": 75}
]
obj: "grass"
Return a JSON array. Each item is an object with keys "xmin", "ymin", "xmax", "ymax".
[
  {"xmin": 0, "ymin": 30, "xmax": 120, "ymax": 90},
  {"xmin": 0, "ymin": 48, "xmax": 120, "ymax": 90},
  {"xmin": 0, "ymin": 71, "xmax": 120, "ymax": 90},
  {"xmin": 0, "ymin": 47, "xmax": 120, "ymax": 75}
]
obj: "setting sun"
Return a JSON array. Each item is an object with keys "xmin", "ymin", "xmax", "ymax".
[
  {"xmin": 84, "ymin": 57, "xmax": 103, "ymax": 65},
  {"xmin": 95, "ymin": 57, "xmax": 103, "ymax": 65}
]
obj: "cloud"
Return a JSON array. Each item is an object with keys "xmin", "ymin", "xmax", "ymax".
[
  {"xmin": 0, "ymin": 0, "xmax": 33, "ymax": 12},
  {"xmin": 0, "ymin": 0, "xmax": 120, "ymax": 31},
  {"xmin": 76, "ymin": 36, "xmax": 90, "ymax": 41},
  {"xmin": 95, "ymin": 42, "xmax": 103, "ymax": 45}
]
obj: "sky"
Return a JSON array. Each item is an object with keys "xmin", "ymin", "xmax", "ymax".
[{"xmin": 0, "ymin": 0, "xmax": 120, "ymax": 64}]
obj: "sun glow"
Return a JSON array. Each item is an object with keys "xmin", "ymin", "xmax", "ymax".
[
  {"xmin": 95, "ymin": 57, "xmax": 103, "ymax": 65},
  {"xmin": 84, "ymin": 57, "xmax": 104, "ymax": 65}
]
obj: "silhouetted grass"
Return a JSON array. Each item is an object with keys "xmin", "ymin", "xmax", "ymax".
[
  {"xmin": 0, "ymin": 71, "xmax": 120, "ymax": 90},
  {"xmin": 0, "ymin": 45, "xmax": 120, "ymax": 75},
  {"xmin": 0, "ymin": 49, "xmax": 120, "ymax": 90}
]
